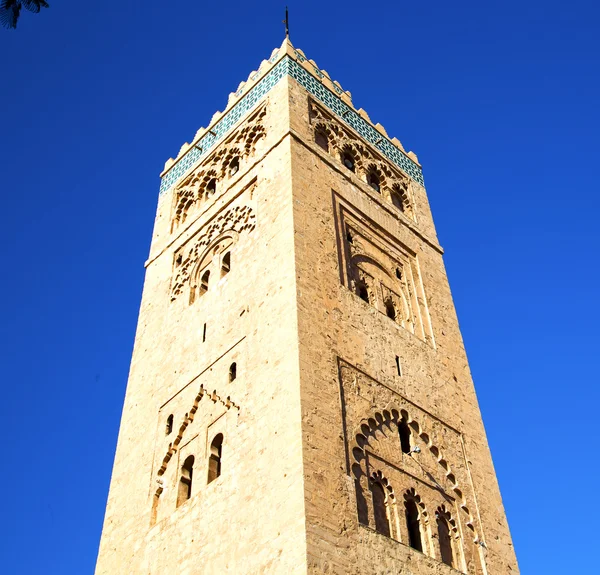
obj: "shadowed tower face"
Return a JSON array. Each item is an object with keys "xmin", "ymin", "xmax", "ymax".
[{"xmin": 96, "ymin": 39, "xmax": 519, "ymax": 575}]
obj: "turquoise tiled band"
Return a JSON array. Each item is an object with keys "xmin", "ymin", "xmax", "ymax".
[{"xmin": 159, "ymin": 57, "xmax": 424, "ymax": 195}]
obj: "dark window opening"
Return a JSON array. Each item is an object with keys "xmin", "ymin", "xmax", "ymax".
[
  {"xmin": 200, "ymin": 269, "xmax": 210, "ymax": 295},
  {"xmin": 385, "ymin": 300, "xmax": 396, "ymax": 321},
  {"xmin": 221, "ymin": 252, "xmax": 231, "ymax": 276},
  {"xmin": 346, "ymin": 230, "xmax": 353, "ymax": 244},
  {"xmin": 315, "ymin": 130, "xmax": 329, "ymax": 152},
  {"xmin": 229, "ymin": 362, "xmax": 237, "ymax": 382},
  {"xmin": 208, "ymin": 433, "xmax": 223, "ymax": 483},
  {"xmin": 367, "ymin": 172, "xmax": 381, "ymax": 192},
  {"xmin": 396, "ymin": 267, "xmax": 402, "ymax": 280},
  {"xmin": 437, "ymin": 514, "xmax": 454, "ymax": 567},
  {"xmin": 395, "ymin": 355, "xmax": 402, "ymax": 377},
  {"xmin": 371, "ymin": 482, "xmax": 391, "ymax": 537},
  {"xmin": 391, "ymin": 190, "xmax": 405, "ymax": 212},
  {"xmin": 166, "ymin": 414, "xmax": 174, "ymax": 435},
  {"xmin": 399, "ymin": 420, "xmax": 411, "ymax": 454},
  {"xmin": 342, "ymin": 153, "xmax": 355, "ymax": 172},
  {"xmin": 229, "ymin": 157, "xmax": 239, "ymax": 176},
  {"xmin": 405, "ymin": 499, "xmax": 423, "ymax": 552},
  {"xmin": 177, "ymin": 455, "xmax": 194, "ymax": 507},
  {"xmin": 207, "ymin": 178, "xmax": 217, "ymax": 195},
  {"xmin": 358, "ymin": 284, "xmax": 369, "ymax": 303},
  {"xmin": 202, "ymin": 323, "xmax": 207, "ymax": 343},
  {"xmin": 175, "ymin": 254, "xmax": 183, "ymax": 267}
]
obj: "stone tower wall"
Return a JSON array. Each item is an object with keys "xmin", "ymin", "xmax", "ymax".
[
  {"xmin": 96, "ymin": 79, "xmax": 309, "ymax": 574},
  {"xmin": 287, "ymin": 77, "xmax": 518, "ymax": 574},
  {"xmin": 96, "ymin": 41, "xmax": 518, "ymax": 574}
]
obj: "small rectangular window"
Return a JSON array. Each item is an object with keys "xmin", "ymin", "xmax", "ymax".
[{"xmin": 395, "ymin": 356, "xmax": 402, "ymax": 377}]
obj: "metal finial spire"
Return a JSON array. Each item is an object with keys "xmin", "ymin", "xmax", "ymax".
[{"xmin": 284, "ymin": 6, "xmax": 290, "ymax": 39}]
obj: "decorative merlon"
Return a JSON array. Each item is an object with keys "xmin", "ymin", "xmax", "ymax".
[{"xmin": 159, "ymin": 38, "xmax": 424, "ymax": 195}]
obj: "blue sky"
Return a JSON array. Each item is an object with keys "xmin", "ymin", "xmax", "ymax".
[{"xmin": 1, "ymin": 1, "xmax": 598, "ymax": 573}]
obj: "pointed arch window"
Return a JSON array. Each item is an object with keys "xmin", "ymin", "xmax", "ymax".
[
  {"xmin": 398, "ymin": 419, "xmax": 411, "ymax": 454},
  {"xmin": 208, "ymin": 433, "xmax": 223, "ymax": 484},
  {"xmin": 405, "ymin": 497, "xmax": 423, "ymax": 552},
  {"xmin": 177, "ymin": 455, "xmax": 194, "ymax": 507},
  {"xmin": 229, "ymin": 362, "xmax": 237, "ymax": 382},
  {"xmin": 206, "ymin": 178, "xmax": 217, "ymax": 195},
  {"xmin": 166, "ymin": 414, "xmax": 174, "ymax": 436},
  {"xmin": 315, "ymin": 129, "xmax": 329, "ymax": 152},
  {"xmin": 342, "ymin": 152, "xmax": 355, "ymax": 172},
  {"xmin": 367, "ymin": 171, "xmax": 381, "ymax": 192},
  {"xmin": 436, "ymin": 507, "xmax": 455, "ymax": 567},
  {"xmin": 199, "ymin": 269, "xmax": 210, "ymax": 295},
  {"xmin": 221, "ymin": 252, "xmax": 231, "ymax": 276},
  {"xmin": 369, "ymin": 471, "xmax": 395, "ymax": 538},
  {"xmin": 229, "ymin": 157, "xmax": 240, "ymax": 177},
  {"xmin": 371, "ymin": 481, "xmax": 391, "ymax": 537}
]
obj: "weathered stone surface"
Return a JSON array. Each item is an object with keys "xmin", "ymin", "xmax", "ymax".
[{"xmin": 96, "ymin": 48, "xmax": 518, "ymax": 575}]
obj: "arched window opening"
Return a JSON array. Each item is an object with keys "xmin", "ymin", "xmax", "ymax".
[
  {"xmin": 371, "ymin": 481, "xmax": 391, "ymax": 537},
  {"xmin": 398, "ymin": 420, "xmax": 411, "ymax": 454},
  {"xmin": 207, "ymin": 178, "xmax": 217, "ymax": 195},
  {"xmin": 221, "ymin": 252, "xmax": 231, "ymax": 276},
  {"xmin": 437, "ymin": 512, "xmax": 454, "ymax": 567},
  {"xmin": 396, "ymin": 267, "xmax": 403, "ymax": 280},
  {"xmin": 367, "ymin": 172, "xmax": 381, "ymax": 192},
  {"xmin": 229, "ymin": 157, "xmax": 240, "ymax": 177},
  {"xmin": 358, "ymin": 283, "xmax": 369, "ymax": 303},
  {"xmin": 346, "ymin": 230, "xmax": 353, "ymax": 244},
  {"xmin": 166, "ymin": 414, "xmax": 174, "ymax": 436},
  {"xmin": 229, "ymin": 362, "xmax": 237, "ymax": 382},
  {"xmin": 207, "ymin": 433, "xmax": 223, "ymax": 484},
  {"xmin": 385, "ymin": 299, "xmax": 396, "ymax": 321},
  {"xmin": 342, "ymin": 152, "xmax": 355, "ymax": 172},
  {"xmin": 177, "ymin": 455, "xmax": 194, "ymax": 507},
  {"xmin": 200, "ymin": 269, "xmax": 210, "ymax": 295},
  {"xmin": 405, "ymin": 498, "xmax": 423, "ymax": 552},
  {"xmin": 391, "ymin": 189, "xmax": 405, "ymax": 211},
  {"xmin": 315, "ymin": 130, "xmax": 329, "ymax": 152}
]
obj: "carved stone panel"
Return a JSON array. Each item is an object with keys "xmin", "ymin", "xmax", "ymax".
[
  {"xmin": 338, "ymin": 359, "xmax": 486, "ymax": 574},
  {"xmin": 333, "ymin": 192, "xmax": 434, "ymax": 345}
]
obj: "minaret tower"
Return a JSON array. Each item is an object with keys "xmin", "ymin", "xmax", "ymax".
[{"xmin": 96, "ymin": 38, "xmax": 519, "ymax": 574}]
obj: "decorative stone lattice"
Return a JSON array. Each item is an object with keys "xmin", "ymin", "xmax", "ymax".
[
  {"xmin": 171, "ymin": 107, "xmax": 266, "ymax": 231},
  {"xmin": 310, "ymin": 101, "xmax": 414, "ymax": 220},
  {"xmin": 160, "ymin": 55, "xmax": 424, "ymax": 196},
  {"xmin": 171, "ymin": 205, "xmax": 256, "ymax": 302},
  {"xmin": 338, "ymin": 360, "xmax": 485, "ymax": 573}
]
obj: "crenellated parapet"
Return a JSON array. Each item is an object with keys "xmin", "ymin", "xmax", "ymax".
[{"xmin": 159, "ymin": 39, "xmax": 423, "ymax": 196}]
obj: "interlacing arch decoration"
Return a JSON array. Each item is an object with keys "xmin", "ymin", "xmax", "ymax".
[
  {"xmin": 171, "ymin": 205, "xmax": 256, "ymax": 302},
  {"xmin": 310, "ymin": 100, "xmax": 415, "ymax": 220},
  {"xmin": 170, "ymin": 105, "xmax": 267, "ymax": 232},
  {"xmin": 150, "ymin": 384, "xmax": 239, "ymax": 525},
  {"xmin": 350, "ymin": 407, "xmax": 482, "ymax": 549}
]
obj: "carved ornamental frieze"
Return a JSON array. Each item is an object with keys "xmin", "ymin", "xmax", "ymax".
[
  {"xmin": 171, "ymin": 105, "xmax": 267, "ymax": 231},
  {"xmin": 171, "ymin": 204, "xmax": 256, "ymax": 303},
  {"xmin": 310, "ymin": 100, "xmax": 415, "ymax": 219},
  {"xmin": 333, "ymin": 193, "xmax": 434, "ymax": 345},
  {"xmin": 339, "ymin": 360, "xmax": 487, "ymax": 574}
]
